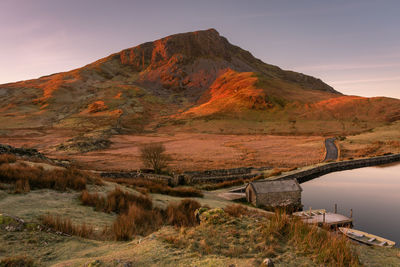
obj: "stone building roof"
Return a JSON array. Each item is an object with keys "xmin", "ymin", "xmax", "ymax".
[{"xmin": 248, "ymin": 179, "xmax": 302, "ymax": 194}]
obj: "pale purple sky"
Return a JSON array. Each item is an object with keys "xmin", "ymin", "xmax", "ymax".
[{"xmin": 1, "ymin": 0, "xmax": 399, "ymax": 99}]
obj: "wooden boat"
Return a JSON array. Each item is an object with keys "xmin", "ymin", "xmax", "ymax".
[{"xmin": 339, "ymin": 227, "xmax": 395, "ymax": 248}]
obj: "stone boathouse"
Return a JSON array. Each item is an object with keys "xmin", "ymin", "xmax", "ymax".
[{"xmin": 245, "ymin": 179, "xmax": 302, "ymax": 209}]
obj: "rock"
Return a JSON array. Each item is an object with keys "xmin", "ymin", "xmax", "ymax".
[
  {"xmin": 5, "ymin": 225, "xmax": 16, "ymax": 232},
  {"xmin": 261, "ymin": 258, "xmax": 274, "ymax": 267},
  {"xmin": 0, "ymin": 143, "xmax": 48, "ymax": 160}
]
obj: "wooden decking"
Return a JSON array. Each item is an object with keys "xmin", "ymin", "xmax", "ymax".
[{"xmin": 293, "ymin": 209, "xmax": 353, "ymax": 227}]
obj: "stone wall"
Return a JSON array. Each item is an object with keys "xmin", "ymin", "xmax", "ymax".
[
  {"xmin": 276, "ymin": 153, "xmax": 400, "ymax": 184},
  {"xmin": 103, "ymin": 153, "xmax": 400, "ymax": 187},
  {"xmin": 100, "ymin": 171, "xmax": 174, "ymax": 185},
  {"xmin": 186, "ymin": 173, "xmax": 259, "ymax": 184},
  {"xmin": 181, "ymin": 167, "xmax": 266, "ymax": 184},
  {"xmin": 183, "ymin": 167, "xmax": 253, "ymax": 178},
  {"xmin": 257, "ymin": 191, "xmax": 301, "ymax": 208}
]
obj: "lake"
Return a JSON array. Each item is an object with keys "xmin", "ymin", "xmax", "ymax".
[{"xmin": 301, "ymin": 162, "xmax": 400, "ymax": 246}]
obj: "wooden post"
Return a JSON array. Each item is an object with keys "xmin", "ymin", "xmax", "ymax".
[
  {"xmin": 350, "ymin": 209, "xmax": 353, "ymax": 218},
  {"xmin": 334, "ymin": 203, "xmax": 337, "ymax": 214},
  {"xmin": 323, "ymin": 212, "xmax": 326, "ymax": 224},
  {"xmin": 309, "ymin": 207, "xmax": 312, "ymax": 215}
]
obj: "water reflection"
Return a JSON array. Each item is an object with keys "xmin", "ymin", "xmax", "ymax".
[{"xmin": 301, "ymin": 162, "xmax": 400, "ymax": 246}]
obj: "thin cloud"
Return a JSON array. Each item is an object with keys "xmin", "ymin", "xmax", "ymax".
[
  {"xmin": 328, "ymin": 76, "xmax": 400, "ymax": 85},
  {"xmin": 296, "ymin": 62, "xmax": 400, "ymax": 71}
]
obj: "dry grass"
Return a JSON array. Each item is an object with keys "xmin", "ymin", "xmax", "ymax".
[
  {"xmin": 80, "ymin": 187, "xmax": 153, "ymax": 214},
  {"xmin": 0, "ymin": 154, "xmax": 17, "ymax": 165},
  {"xmin": 163, "ymin": 209, "xmax": 360, "ymax": 266},
  {"xmin": 30, "ymin": 133, "xmax": 325, "ymax": 171},
  {"xmin": 341, "ymin": 140, "xmax": 400, "ymax": 159},
  {"xmin": 223, "ymin": 204, "xmax": 250, "ymax": 217},
  {"xmin": 107, "ymin": 178, "xmax": 203, "ymax": 197},
  {"xmin": 14, "ymin": 179, "xmax": 30, "ymax": 194},
  {"xmin": 264, "ymin": 211, "xmax": 360, "ymax": 266},
  {"xmin": 0, "ymin": 163, "xmax": 96, "ymax": 191},
  {"xmin": 40, "ymin": 214, "xmax": 94, "ymax": 238},
  {"xmin": 339, "ymin": 121, "xmax": 400, "ymax": 160},
  {"xmin": 163, "ymin": 208, "xmax": 269, "ymax": 258},
  {"xmin": 166, "ymin": 199, "xmax": 201, "ymax": 227},
  {"xmin": 110, "ymin": 198, "xmax": 202, "ymax": 241},
  {"xmin": 0, "ymin": 255, "xmax": 35, "ymax": 267},
  {"xmin": 112, "ymin": 204, "xmax": 164, "ymax": 241}
]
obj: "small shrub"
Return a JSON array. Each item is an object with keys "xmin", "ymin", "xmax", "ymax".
[
  {"xmin": 0, "ymin": 154, "xmax": 17, "ymax": 165},
  {"xmin": 224, "ymin": 204, "xmax": 249, "ymax": 217},
  {"xmin": 112, "ymin": 204, "xmax": 163, "ymax": 241},
  {"xmin": 14, "ymin": 179, "xmax": 30, "ymax": 194},
  {"xmin": 106, "ymin": 187, "xmax": 152, "ymax": 213},
  {"xmin": 80, "ymin": 187, "xmax": 153, "ymax": 214},
  {"xmin": 40, "ymin": 214, "xmax": 93, "ymax": 238},
  {"xmin": 0, "ymin": 164, "xmax": 91, "ymax": 191},
  {"xmin": 166, "ymin": 199, "xmax": 201, "ymax": 227},
  {"xmin": 0, "ymin": 255, "xmax": 34, "ymax": 267},
  {"xmin": 80, "ymin": 190, "xmax": 105, "ymax": 211}
]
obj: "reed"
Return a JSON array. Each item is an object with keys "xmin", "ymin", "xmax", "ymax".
[
  {"xmin": 0, "ymin": 153, "xmax": 17, "ymax": 165},
  {"xmin": 40, "ymin": 214, "xmax": 94, "ymax": 238}
]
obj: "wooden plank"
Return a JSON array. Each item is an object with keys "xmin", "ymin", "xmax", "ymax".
[{"xmin": 293, "ymin": 210, "xmax": 353, "ymax": 227}]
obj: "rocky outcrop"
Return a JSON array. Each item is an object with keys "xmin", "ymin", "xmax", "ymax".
[
  {"xmin": 0, "ymin": 143, "xmax": 70, "ymax": 167},
  {"xmin": 57, "ymin": 137, "xmax": 111, "ymax": 153},
  {"xmin": 0, "ymin": 144, "xmax": 48, "ymax": 160}
]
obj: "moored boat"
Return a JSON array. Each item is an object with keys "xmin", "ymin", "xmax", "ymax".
[{"xmin": 339, "ymin": 227, "xmax": 395, "ymax": 248}]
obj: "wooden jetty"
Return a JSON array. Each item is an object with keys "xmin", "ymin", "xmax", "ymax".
[{"xmin": 293, "ymin": 208, "xmax": 353, "ymax": 227}]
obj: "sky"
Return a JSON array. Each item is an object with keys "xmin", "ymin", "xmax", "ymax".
[{"xmin": 1, "ymin": 0, "xmax": 399, "ymax": 99}]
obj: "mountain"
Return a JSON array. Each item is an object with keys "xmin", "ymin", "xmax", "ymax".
[{"xmin": 0, "ymin": 29, "xmax": 399, "ymax": 149}]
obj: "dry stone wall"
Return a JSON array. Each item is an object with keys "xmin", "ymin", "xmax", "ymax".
[
  {"xmin": 256, "ymin": 191, "xmax": 301, "ymax": 208},
  {"xmin": 277, "ymin": 153, "xmax": 400, "ymax": 184},
  {"xmin": 100, "ymin": 171, "xmax": 174, "ymax": 185}
]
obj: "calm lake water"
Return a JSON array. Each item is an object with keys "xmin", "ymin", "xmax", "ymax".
[{"xmin": 301, "ymin": 162, "xmax": 400, "ymax": 246}]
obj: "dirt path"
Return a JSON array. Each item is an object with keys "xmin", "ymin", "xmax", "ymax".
[{"xmin": 324, "ymin": 138, "xmax": 338, "ymax": 161}]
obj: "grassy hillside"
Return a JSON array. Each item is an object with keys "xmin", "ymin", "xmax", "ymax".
[
  {"xmin": 0, "ymin": 29, "xmax": 398, "ymax": 145},
  {"xmin": 1, "ymin": 158, "xmax": 399, "ymax": 266}
]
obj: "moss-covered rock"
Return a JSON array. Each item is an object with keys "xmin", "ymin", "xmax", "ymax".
[{"xmin": 198, "ymin": 208, "xmax": 229, "ymax": 225}]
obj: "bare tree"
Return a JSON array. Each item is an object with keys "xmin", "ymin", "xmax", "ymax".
[{"xmin": 139, "ymin": 143, "xmax": 170, "ymax": 174}]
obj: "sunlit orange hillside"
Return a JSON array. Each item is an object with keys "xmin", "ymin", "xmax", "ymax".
[{"xmin": 0, "ymin": 29, "xmax": 399, "ymax": 144}]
